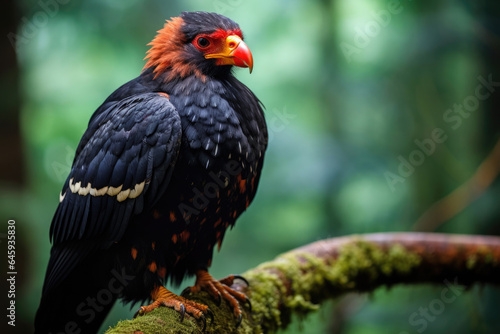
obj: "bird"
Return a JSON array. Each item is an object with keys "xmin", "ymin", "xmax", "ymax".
[{"xmin": 35, "ymin": 11, "xmax": 267, "ymax": 333}]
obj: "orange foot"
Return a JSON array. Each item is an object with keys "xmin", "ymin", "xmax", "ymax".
[
  {"xmin": 181, "ymin": 270, "xmax": 251, "ymax": 327},
  {"xmin": 134, "ymin": 285, "xmax": 212, "ymax": 331}
]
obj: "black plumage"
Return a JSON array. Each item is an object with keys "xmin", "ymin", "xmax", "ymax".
[{"xmin": 35, "ymin": 11, "xmax": 267, "ymax": 333}]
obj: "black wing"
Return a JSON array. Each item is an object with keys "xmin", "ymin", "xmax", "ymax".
[{"xmin": 43, "ymin": 92, "xmax": 181, "ymax": 293}]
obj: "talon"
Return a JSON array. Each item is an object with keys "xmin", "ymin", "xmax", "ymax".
[
  {"xmin": 235, "ymin": 313, "xmax": 243, "ymax": 328},
  {"xmin": 133, "ymin": 307, "xmax": 145, "ymax": 318},
  {"xmin": 206, "ymin": 308, "xmax": 214, "ymax": 324},
  {"xmin": 181, "ymin": 286, "xmax": 191, "ymax": 297},
  {"xmin": 189, "ymin": 270, "xmax": 251, "ymax": 327},
  {"xmin": 201, "ymin": 313, "xmax": 207, "ymax": 332},
  {"xmin": 244, "ymin": 297, "xmax": 252, "ymax": 312},
  {"xmin": 233, "ymin": 274, "xmax": 249, "ymax": 287},
  {"xmin": 179, "ymin": 303, "xmax": 186, "ymax": 322}
]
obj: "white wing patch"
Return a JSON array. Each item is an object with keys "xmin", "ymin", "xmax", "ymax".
[{"xmin": 61, "ymin": 178, "xmax": 146, "ymax": 203}]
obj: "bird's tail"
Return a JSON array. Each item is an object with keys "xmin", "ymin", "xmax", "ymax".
[{"xmin": 35, "ymin": 248, "xmax": 119, "ymax": 334}]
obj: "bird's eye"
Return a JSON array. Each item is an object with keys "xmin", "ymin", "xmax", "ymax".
[{"xmin": 196, "ymin": 37, "xmax": 210, "ymax": 48}]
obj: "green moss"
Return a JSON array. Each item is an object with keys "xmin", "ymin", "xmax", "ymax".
[
  {"xmin": 243, "ymin": 239, "xmax": 422, "ymax": 332},
  {"xmin": 466, "ymin": 246, "xmax": 498, "ymax": 270},
  {"xmin": 321, "ymin": 240, "xmax": 422, "ymax": 290},
  {"xmin": 466, "ymin": 254, "xmax": 478, "ymax": 270},
  {"xmin": 105, "ymin": 306, "xmax": 198, "ymax": 334},
  {"xmin": 243, "ymin": 269, "xmax": 286, "ymax": 332},
  {"xmin": 483, "ymin": 251, "xmax": 497, "ymax": 265}
]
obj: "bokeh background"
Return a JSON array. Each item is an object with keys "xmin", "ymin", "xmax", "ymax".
[{"xmin": 1, "ymin": 0, "xmax": 500, "ymax": 333}]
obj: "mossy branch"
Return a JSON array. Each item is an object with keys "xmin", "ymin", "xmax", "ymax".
[{"xmin": 106, "ymin": 232, "xmax": 500, "ymax": 334}]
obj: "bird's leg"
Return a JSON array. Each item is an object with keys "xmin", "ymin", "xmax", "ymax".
[
  {"xmin": 182, "ymin": 270, "xmax": 251, "ymax": 326},
  {"xmin": 135, "ymin": 285, "xmax": 210, "ymax": 329}
]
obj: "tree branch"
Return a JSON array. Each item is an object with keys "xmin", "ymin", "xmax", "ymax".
[{"xmin": 105, "ymin": 232, "xmax": 500, "ymax": 333}]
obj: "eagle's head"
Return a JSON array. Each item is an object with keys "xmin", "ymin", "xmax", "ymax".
[{"xmin": 144, "ymin": 11, "xmax": 253, "ymax": 81}]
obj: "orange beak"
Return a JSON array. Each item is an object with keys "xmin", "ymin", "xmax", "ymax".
[{"xmin": 205, "ymin": 35, "xmax": 254, "ymax": 73}]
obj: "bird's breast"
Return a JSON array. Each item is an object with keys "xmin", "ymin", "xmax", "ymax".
[
  {"xmin": 119, "ymin": 76, "xmax": 266, "ymax": 283},
  {"xmin": 143, "ymin": 84, "xmax": 263, "ymax": 237}
]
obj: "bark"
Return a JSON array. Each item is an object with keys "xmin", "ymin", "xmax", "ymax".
[{"xmin": 105, "ymin": 232, "xmax": 500, "ymax": 334}]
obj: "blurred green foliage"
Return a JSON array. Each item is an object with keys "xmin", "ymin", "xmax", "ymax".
[{"xmin": 2, "ymin": 0, "xmax": 500, "ymax": 333}]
